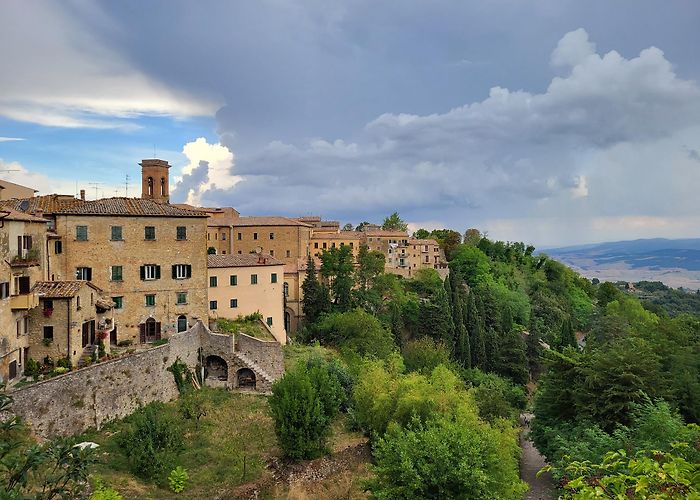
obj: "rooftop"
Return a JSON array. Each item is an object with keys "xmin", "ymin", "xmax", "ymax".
[
  {"xmin": 409, "ymin": 239, "xmax": 440, "ymax": 246},
  {"xmin": 364, "ymin": 230, "xmax": 410, "ymax": 237},
  {"xmin": 32, "ymin": 280, "xmax": 102, "ymax": 298},
  {"xmin": 0, "ymin": 208, "xmax": 48, "ymax": 223},
  {"xmin": 311, "ymin": 231, "xmax": 361, "ymax": 240},
  {"xmin": 208, "ymin": 253, "xmax": 283, "ymax": 268},
  {"xmin": 231, "ymin": 216, "xmax": 312, "ymax": 227}
]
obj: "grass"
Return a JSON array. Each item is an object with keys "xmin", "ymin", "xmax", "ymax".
[
  {"xmin": 283, "ymin": 342, "xmax": 339, "ymax": 371},
  {"xmin": 80, "ymin": 388, "xmax": 278, "ymax": 499},
  {"xmin": 217, "ymin": 317, "xmax": 276, "ymax": 341}
]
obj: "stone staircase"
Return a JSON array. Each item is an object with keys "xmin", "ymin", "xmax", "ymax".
[
  {"xmin": 77, "ymin": 345, "xmax": 97, "ymax": 368},
  {"xmin": 233, "ymin": 351, "xmax": 274, "ymax": 385}
]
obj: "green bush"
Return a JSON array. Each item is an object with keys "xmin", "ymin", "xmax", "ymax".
[
  {"xmin": 168, "ymin": 466, "xmax": 189, "ymax": 493},
  {"xmin": 463, "ymin": 369, "xmax": 527, "ymax": 423},
  {"xmin": 313, "ymin": 309, "xmax": 396, "ymax": 359},
  {"xmin": 97, "ymin": 340, "xmax": 106, "ymax": 358},
  {"xmin": 56, "ymin": 357, "xmax": 72, "ymax": 369},
  {"xmin": 269, "ymin": 359, "xmax": 344, "ymax": 460},
  {"xmin": 117, "ymin": 340, "xmax": 132, "ymax": 347},
  {"xmin": 402, "ymin": 337, "xmax": 451, "ymax": 374},
  {"xmin": 116, "ymin": 403, "xmax": 184, "ymax": 482},
  {"xmin": 89, "ymin": 479, "xmax": 123, "ymax": 500},
  {"xmin": 24, "ymin": 358, "xmax": 41, "ymax": 377}
]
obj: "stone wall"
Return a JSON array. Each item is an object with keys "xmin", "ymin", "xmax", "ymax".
[{"xmin": 237, "ymin": 332, "xmax": 284, "ymax": 380}]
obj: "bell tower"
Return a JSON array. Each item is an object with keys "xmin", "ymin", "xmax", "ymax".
[{"xmin": 140, "ymin": 159, "xmax": 171, "ymax": 202}]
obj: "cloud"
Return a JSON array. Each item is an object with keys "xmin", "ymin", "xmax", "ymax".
[
  {"xmin": 189, "ymin": 28, "xmax": 700, "ymax": 240},
  {"xmin": 171, "ymin": 138, "xmax": 240, "ymax": 206},
  {"xmin": 0, "ymin": 1, "xmax": 217, "ymax": 128},
  {"xmin": 0, "ymin": 137, "xmax": 24, "ymax": 142}
]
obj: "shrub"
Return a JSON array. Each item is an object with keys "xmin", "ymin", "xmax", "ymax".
[
  {"xmin": 24, "ymin": 358, "xmax": 41, "ymax": 377},
  {"xmin": 179, "ymin": 392, "xmax": 207, "ymax": 424},
  {"xmin": 56, "ymin": 357, "xmax": 72, "ymax": 369},
  {"xmin": 402, "ymin": 337, "xmax": 451, "ymax": 374},
  {"xmin": 463, "ymin": 369, "xmax": 527, "ymax": 423},
  {"xmin": 168, "ymin": 466, "xmax": 189, "ymax": 493},
  {"xmin": 89, "ymin": 479, "xmax": 123, "ymax": 500},
  {"xmin": 97, "ymin": 341, "xmax": 106, "ymax": 358},
  {"xmin": 313, "ymin": 309, "xmax": 396, "ymax": 359},
  {"xmin": 117, "ymin": 340, "xmax": 132, "ymax": 347},
  {"xmin": 269, "ymin": 360, "xmax": 344, "ymax": 460},
  {"xmin": 116, "ymin": 403, "xmax": 184, "ymax": 482}
]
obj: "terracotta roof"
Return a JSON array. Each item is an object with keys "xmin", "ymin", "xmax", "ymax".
[
  {"xmin": 0, "ymin": 208, "xmax": 48, "ymax": 223},
  {"xmin": 409, "ymin": 239, "xmax": 440, "ymax": 246},
  {"xmin": 231, "ymin": 216, "xmax": 312, "ymax": 227},
  {"xmin": 208, "ymin": 253, "xmax": 283, "ymax": 268},
  {"xmin": 311, "ymin": 231, "xmax": 361, "ymax": 240},
  {"xmin": 207, "ymin": 217, "xmax": 239, "ymax": 227},
  {"xmin": 364, "ymin": 230, "xmax": 409, "ymax": 237},
  {"xmin": 32, "ymin": 280, "xmax": 103, "ymax": 298},
  {"xmin": 56, "ymin": 198, "xmax": 207, "ymax": 217},
  {"xmin": 0, "ymin": 194, "xmax": 83, "ymax": 214}
]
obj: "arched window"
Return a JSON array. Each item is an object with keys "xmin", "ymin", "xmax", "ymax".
[
  {"xmin": 147, "ymin": 177, "xmax": 154, "ymax": 196},
  {"xmin": 177, "ymin": 315, "xmax": 187, "ymax": 333},
  {"xmin": 160, "ymin": 177, "xmax": 166, "ymax": 196},
  {"xmin": 283, "ymin": 282, "xmax": 289, "ymax": 297}
]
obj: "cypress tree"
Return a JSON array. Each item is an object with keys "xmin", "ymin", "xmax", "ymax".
[
  {"xmin": 465, "ymin": 291, "xmax": 485, "ymax": 369},
  {"xmin": 302, "ymin": 255, "xmax": 330, "ymax": 324},
  {"xmin": 560, "ymin": 317, "xmax": 577, "ymax": 349}
]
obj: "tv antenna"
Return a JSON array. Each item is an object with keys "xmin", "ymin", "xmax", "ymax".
[
  {"xmin": 88, "ymin": 182, "xmax": 103, "ymax": 200},
  {"xmin": 125, "ymin": 174, "xmax": 130, "ymax": 197}
]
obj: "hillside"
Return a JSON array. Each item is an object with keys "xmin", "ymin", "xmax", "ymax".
[{"xmin": 545, "ymin": 238, "xmax": 700, "ymax": 289}]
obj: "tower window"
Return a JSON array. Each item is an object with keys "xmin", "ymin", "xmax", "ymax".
[
  {"xmin": 160, "ymin": 178, "xmax": 166, "ymax": 196},
  {"xmin": 147, "ymin": 177, "xmax": 154, "ymax": 196}
]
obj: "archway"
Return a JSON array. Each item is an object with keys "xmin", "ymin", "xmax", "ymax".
[
  {"xmin": 205, "ymin": 355, "xmax": 228, "ymax": 381},
  {"xmin": 177, "ymin": 315, "xmax": 188, "ymax": 333},
  {"xmin": 284, "ymin": 310, "xmax": 291, "ymax": 333},
  {"xmin": 237, "ymin": 368, "xmax": 256, "ymax": 388}
]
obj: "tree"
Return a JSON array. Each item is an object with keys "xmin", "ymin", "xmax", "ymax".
[
  {"xmin": 355, "ymin": 244, "xmax": 385, "ymax": 291},
  {"xmin": 342, "ymin": 223, "xmax": 353, "ymax": 231},
  {"xmin": 320, "ymin": 246, "xmax": 355, "ymax": 311},
  {"xmin": 355, "ymin": 221, "xmax": 371, "ymax": 232},
  {"xmin": 430, "ymin": 229, "xmax": 462, "ymax": 260},
  {"xmin": 207, "ymin": 246, "xmax": 216, "ymax": 254},
  {"xmin": 450, "ymin": 245, "xmax": 492, "ymax": 288},
  {"xmin": 314, "ymin": 309, "xmax": 396, "ymax": 359},
  {"xmin": 402, "ymin": 337, "xmax": 452, "ymax": 374},
  {"xmin": 463, "ymin": 228, "xmax": 482, "ymax": 246},
  {"xmin": 382, "ymin": 212, "xmax": 408, "ymax": 232},
  {"xmin": 302, "ymin": 255, "xmax": 330, "ymax": 324},
  {"xmin": 465, "ymin": 292, "xmax": 485, "ymax": 369},
  {"xmin": 597, "ymin": 282, "xmax": 622, "ymax": 308},
  {"xmin": 494, "ymin": 328, "xmax": 529, "ymax": 385},
  {"xmin": 559, "ymin": 317, "xmax": 577, "ymax": 349},
  {"xmin": 413, "ymin": 228, "xmax": 430, "ymax": 239},
  {"xmin": 418, "ymin": 286, "xmax": 455, "ymax": 346}
]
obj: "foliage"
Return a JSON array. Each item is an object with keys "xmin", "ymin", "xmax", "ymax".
[
  {"xmin": 402, "ymin": 337, "xmax": 452, "ymax": 375},
  {"xmin": 168, "ymin": 466, "xmax": 189, "ymax": 493},
  {"xmin": 207, "ymin": 246, "xmax": 216, "ymax": 254},
  {"xmin": 463, "ymin": 369, "xmax": 527, "ymax": 423},
  {"xmin": 381, "ymin": 212, "xmax": 408, "ymax": 232},
  {"xmin": 179, "ymin": 391, "xmax": 208, "ymax": 425},
  {"xmin": 115, "ymin": 402, "xmax": 184, "ymax": 482},
  {"xmin": 429, "ymin": 229, "xmax": 462, "ymax": 260},
  {"xmin": 301, "ymin": 254, "xmax": 330, "ymax": 323},
  {"xmin": 355, "ymin": 244, "xmax": 385, "ymax": 291},
  {"xmin": 320, "ymin": 245, "xmax": 355, "ymax": 310},
  {"xmin": 168, "ymin": 357, "xmax": 192, "ymax": 394},
  {"xmin": 450, "ymin": 245, "xmax": 492, "ymax": 288},
  {"xmin": 556, "ymin": 447, "xmax": 700, "ymax": 499},
  {"xmin": 24, "ymin": 358, "xmax": 41, "ymax": 377},
  {"xmin": 89, "ymin": 478, "xmax": 123, "ymax": 500},
  {"xmin": 413, "ymin": 228, "xmax": 430, "ymax": 239},
  {"xmin": 312, "ymin": 309, "xmax": 396, "ymax": 359}
]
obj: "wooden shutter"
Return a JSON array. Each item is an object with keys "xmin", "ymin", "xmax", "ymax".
[
  {"xmin": 18, "ymin": 276, "xmax": 30, "ymax": 294},
  {"xmin": 155, "ymin": 322, "xmax": 161, "ymax": 340},
  {"xmin": 139, "ymin": 323, "xmax": 146, "ymax": 343},
  {"xmin": 17, "ymin": 236, "xmax": 21, "ymax": 257},
  {"xmin": 140, "ymin": 266, "xmax": 145, "ymax": 280},
  {"xmin": 186, "ymin": 265, "xmax": 192, "ymax": 278},
  {"xmin": 27, "ymin": 236, "xmax": 32, "ymax": 250},
  {"xmin": 172, "ymin": 265, "xmax": 177, "ymax": 279},
  {"xmin": 155, "ymin": 266, "xmax": 161, "ymax": 279}
]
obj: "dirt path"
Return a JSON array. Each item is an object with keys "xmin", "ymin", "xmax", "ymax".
[{"xmin": 520, "ymin": 412, "xmax": 555, "ymax": 500}]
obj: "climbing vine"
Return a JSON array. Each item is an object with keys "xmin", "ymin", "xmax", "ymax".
[{"xmin": 167, "ymin": 358, "xmax": 191, "ymax": 394}]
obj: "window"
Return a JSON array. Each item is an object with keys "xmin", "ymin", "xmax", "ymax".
[
  {"xmin": 230, "ymin": 298, "xmax": 238, "ymax": 308},
  {"xmin": 177, "ymin": 315, "xmax": 188, "ymax": 332},
  {"xmin": 160, "ymin": 178, "xmax": 166, "ymax": 196},
  {"xmin": 145, "ymin": 294, "xmax": 156, "ymax": 307},
  {"xmin": 271, "ymin": 273, "xmax": 278, "ymax": 284},
  {"xmin": 221, "ymin": 233, "xmax": 226, "ymax": 240},
  {"xmin": 147, "ymin": 177, "xmax": 154, "ymax": 196},
  {"xmin": 314, "ymin": 242, "xmax": 319, "ymax": 249},
  {"xmin": 350, "ymin": 242, "xmax": 354, "ymax": 248},
  {"xmin": 76, "ymin": 225, "xmax": 88, "ymax": 241},
  {"xmin": 253, "ymin": 232, "xmax": 258, "ymax": 240},
  {"xmin": 43, "ymin": 326, "xmax": 54, "ymax": 340},
  {"xmin": 110, "ymin": 266, "xmax": 123, "ymax": 281},
  {"xmin": 17, "ymin": 235, "xmax": 32, "ymax": 258},
  {"xmin": 286, "ymin": 250, "xmax": 291, "ymax": 258},
  {"xmin": 111, "ymin": 226, "xmax": 123, "ymax": 241},
  {"xmin": 332, "ymin": 243, "xmax": 336, "ymax": 248},
  {"xmin": 323, "ymin": 242, "xmax": 327, "ymax": 249},
  {"xmin": 112, "ymin": 296, "xmax": 123, "ymax": 309},
  {"xmin": 209, "ymin": 300, "xmax": 218, "ymax": 310},
  {"xmin": 283, "ymin": 282, "xmax": 289, "ymax": 297},
  {"xmin": 16, "ymin": 319, "xmax": 21, "ymax": 337},
  {"xmin": 76, "ymin": 267, "xmax": 92, "ymax": 281},
  {"xmin": 230, "ymin": 275, "xmax": 237, "ymax": 286},
  {"xmin": 177, "ymin": 292, "xmax": 187, "ymax": 305},
  {"xmin": 269, "ymin": 232, "xmax": 275, "ymax": 240},
  {"xmin": 0, "ymin": 282, "xmax": 9, "ymax": 299},
  {"xmin": 176, "ymin": 226, "xmax": 187, "ymax": 240},
  {"xmin": 54, "ymin": 240, "xmax": 62, "ymax": 254},
  {"xmin": 172, "ymin": 264, "xmax": 192, "ymax": 279},
  {"xmin": 270, "ymin": 250, "xmax": 274, "ymax": 256},
  {"xmin": 251, "ymin": 274, "xmax": 258, "ymax": 285},
  {"xmin": 209, "ymin": 276, "xmax": 218, "ymax": 287},
  {"xmin": 14, "ymin": 276, "xmax": 30, "ymax": 295},
  {"xmin": 145, "ymin": 226, "xmax": 156, "ymax": 240},
  {"xmin": 76, "ymin": 295, "xmax": 81, "ymax": 309},
  {"xmin": 237, "ymin": 233, "xmax": 242, "ymax": 240},
  {"xmin": 140, "ymin": 264, "xmax": 160, "ymax": 281},
  {"xmin": 266, "ymin": 317, "xmax": 273, "ymax": 326}
]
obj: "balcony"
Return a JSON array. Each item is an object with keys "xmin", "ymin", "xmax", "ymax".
[{"xmin": 11, "ymin": 293, "xmax": 39, "ymax": 310}]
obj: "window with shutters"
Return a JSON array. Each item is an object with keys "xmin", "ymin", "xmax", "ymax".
[
  {"xmin": 230, "ymin": 275, "xmax": 237, "ymax": 286},
  {"xmin": 76, "ymin": 267, "xmax": 92, "ymax": 281},
  {"xmin": 269, "ymin": 232, "xmax": 274, "ymax": 240},
  {"xmin": 283, "ymin": 282, "xmax": 289, "ymax": 297},
  {"xmin": 0, "ymin": 282, "xmax": 9, "ymax": 299},
  {"xmin": 17, "ymin": 235, "xmax": 32, "ymax": 258},
  {"xmin": 172, "ymin": 264, "xmax": 191, "ymax": 280},
  {"xmin": 253, "ymin": 232, "xmax": 258, "ymax": 240},
  {"xmin": 14, "ymin": 276, "xmax": 30, "ymax": 295},
  {"xmin": 210, "ymin": 300, "xmax": 218, "ymax": 310},
  {"xmin": 111, "ymin": 226, "xmax": 123, "ymax": 241},
  {"xmin": 176, "ymin": 226, "xmax": 187, "ymax": 240},
  {"xmin": 209, "ymin": 276, "xmax": 218, "ymax": 287},
  {"xmin": 230, "ymin": 298, "xmax": 238, "ymax": 308},
  {"xmin": 267, "ymin": 317, "xmax": 273, "ymax": 326},
  {"xmin": 76, "ymin": 225, "xmax": 88, "ymax": 241},
  {"xmin": 271, "ymin": 273, "xmax": 277, "ymax": 283},
  {"xmin": 176, "ymin": 292, "xmax": 187, "ymax": 305},
  {"xmin": 112, "ymin": 296, "xmax": 123, "ymax": 309},
  {"xmin": 141, "ymin": 264, "xmax": 160, "ymax": 280},
  {"xmin": 145, "ymin": 226, "xmax": 156, "ymax": 240},
  {"xmin": 251, "ymin": 274, "xmax": 258, "ymax": 285},
  {"xmin": 54, "ymin": 240, "xmax": 62, "ymax": 254},
  {"xmin": 145, "ymin": 294, "xmax": 156, "ymax": 307},
  {"xmin": 43, "ymin": 326, "xmax": 54, "ymax": 340},
  {"xmin": 110, "ymin": 266, "xmax": 123, "ymax": 281}
]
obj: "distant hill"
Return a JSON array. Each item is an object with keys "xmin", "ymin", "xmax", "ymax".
[{"xmin": 544, "ymin": 238, "xmax": 700, "ymax": 289}]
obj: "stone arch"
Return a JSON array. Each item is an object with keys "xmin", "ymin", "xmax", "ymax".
[
  {"xmin": 237, "ymin": 368, "xmax": 256, "ymax": 388},
  {"xmin": 177, "ymin": 315, "xmax": 188, "ymax": 333},
  {"xmin": 284, "ymin": 310, "xmax": 292, "ymax": 333},
  {"xmin": 205, "ymin": 355, "xmax": 228, "ymax": 382},
  {"xmin": 147, "ymin": 176, "xmax": 154, "ymax": 196}
]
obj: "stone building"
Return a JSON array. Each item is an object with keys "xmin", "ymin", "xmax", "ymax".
[
  {"xmin": 283, "ymin": 256, "xmax": 315, "ymax": 334},
  {"xmin": 0, "ymin": 208, "xmax": 48, "ymax": 384},
  {"xmin": 310, "ymin": 231, "xmax": 362, "ymax": 258},
  {"xmin": 207, "ymin": 253, "xmax": 286, "ymax": 344},
  {"xmin": 27, "ymin": 281, "xmax": 114, "ymax": 366},
  {"xmin": 229, "ymin": 216, "xmax": 312, "ymax": 263}
]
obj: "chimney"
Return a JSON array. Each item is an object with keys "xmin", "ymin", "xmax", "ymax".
[
  {"xmin": 140, "ymin": 159, "xmax": 171, "ymax": 203},
  {"xmin": 80, "ymin": 189, "xmax": 85, "ymax": 201}
]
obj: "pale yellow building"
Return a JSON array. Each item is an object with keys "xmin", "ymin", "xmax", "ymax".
[
  {"xmin": 0, "ymin": 180, "xmax": 37, "ymax": 201},
  {"xmin": 310, "ymin": 231, "xmax": 362, "ymax": 258},
  {"xmin": 230, "ymin": 217, "xmax": 312, "ymax": 264},
  {"xmin": 207, "ymin": 253, "xmax": 286, "ymax": 344}
]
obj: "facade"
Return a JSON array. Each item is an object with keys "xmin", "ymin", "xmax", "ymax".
[
  {"xmin": 0, "ymin": 209, "xmax": 48, "ymax": 384},
  {"xmin": 310, "ymin": 231, "xmax": 362, "ymax": 258},
  {"xmin": 0, "ymin": 180, "xmax": 37, "ymax": 201},
  {"xmin": 207, "ymin": 253, "xmax": 286, "ymax": 344},
  {"xmin": 27, "ymin": 281, "xmax": 114, "ymax": 366},
  {"xmin": 230, "ymin": 217, "xmax": 312, "ymax": 264}
]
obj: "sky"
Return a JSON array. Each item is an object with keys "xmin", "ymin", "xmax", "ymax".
[{"xmin": 1, "ymin": 0, "xmax": 699, "ymax": 247}]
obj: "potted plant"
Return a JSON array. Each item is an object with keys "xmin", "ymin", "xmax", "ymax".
[{"xmin": 43, "ymin": 308, "xmax": 53, "ymax": 317}]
